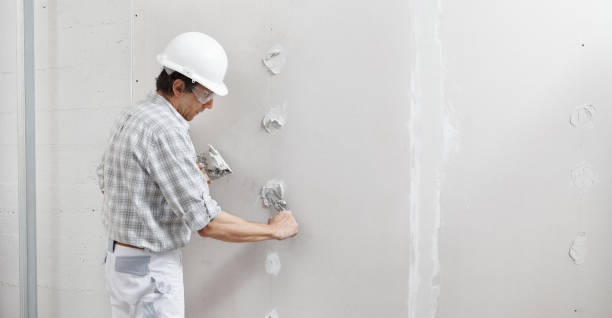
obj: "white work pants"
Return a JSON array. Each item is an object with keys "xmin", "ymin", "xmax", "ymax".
[{"xmin": 105, "ymin": 240, "xmax": 185, "ymax": 318}]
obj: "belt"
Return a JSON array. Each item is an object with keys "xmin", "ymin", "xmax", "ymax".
[{"xmin": 114, "ymin": 240, "xmax": 144, "ymax": 250}]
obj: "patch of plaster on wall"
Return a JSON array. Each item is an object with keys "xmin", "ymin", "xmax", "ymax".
[
  {"xmin": 262, "ymin": 44, "xmax": 286, "ymax": 75},
  {"xmin": 569, "ymin": 304, "xmax": 583, "ymax": 313},
  {"xmin": 569, "ymin": 232, "xmax": 587, "ymax": 265},
  {"xmin": 0, "ymin": 281, "xmax": 18, "ymax": 288},
  {"xmin": 569, "ymin": 104, "xmax": 596, "ymax": 128},
  {"xmin": 262, "ymin": 106, "xmax": 287, "ymax": 134},
  {"xmin": 264, "ymin": 308, "xmax": 279, "ymax": 318},
  {"xmin": 265, "ymin": 252, "xmax": 281, "ymax": 276},
  {"xmin": 571, "ymin": 163, "xmax": 597, "ymax": 192}
]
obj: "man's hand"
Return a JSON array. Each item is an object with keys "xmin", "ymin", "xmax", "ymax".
[{"xmin": 268, "ymin": 210, "xmax": 299, "ymax": 240}]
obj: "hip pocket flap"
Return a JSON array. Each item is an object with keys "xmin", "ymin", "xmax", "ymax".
[{"xmin": 115, "ymin": 255, "xmax": 151, "ymax": 276}]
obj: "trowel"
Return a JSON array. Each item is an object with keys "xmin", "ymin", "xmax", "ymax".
[
  {"xmin": 197, "ymin": 144, "xmax": 232, "ymax": 184},
  {"xmin": 261, "ymin": 180, "xmax": 289, "ymax": 212}
]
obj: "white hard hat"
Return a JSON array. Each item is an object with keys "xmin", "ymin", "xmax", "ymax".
[{"xmin": 157, "ymin": 32, "xmax": 229, "ymax": 96}]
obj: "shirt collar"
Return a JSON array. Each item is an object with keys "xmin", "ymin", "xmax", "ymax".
[{"xmin": 150, "ymin": 91, "xmax": 190, "ymax": 129}]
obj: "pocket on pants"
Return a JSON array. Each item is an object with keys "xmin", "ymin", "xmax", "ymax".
[
  {"xmin": 148, "ymin": 252, "xmax": 183, "ymax": 295},
  {"xmin": 115, "ymin": 255, "xmax": 151, "ymax": 276}
]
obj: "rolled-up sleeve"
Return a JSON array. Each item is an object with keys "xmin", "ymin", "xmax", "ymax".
[{"xmin": 145, "ymin": 128, "xmax": 221, "ymax": 231}]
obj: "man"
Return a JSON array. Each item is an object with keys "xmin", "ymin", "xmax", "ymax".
[{"xmin": 96, "ymin": 32, "xmax": 299, "ymax": 318}]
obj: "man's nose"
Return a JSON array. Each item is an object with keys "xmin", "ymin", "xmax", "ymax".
[{"xmin": 204, "ymin": 99, "xmax": 214, "ymax": 109}]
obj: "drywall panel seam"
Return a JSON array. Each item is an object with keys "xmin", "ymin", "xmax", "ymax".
[
  {"xmin": 407, "ymin": 0, "xmax": 449, "ymax": 316},
  {"xmin": 407, "ymin": 75, "xmax": 422, "ymax": 318}
]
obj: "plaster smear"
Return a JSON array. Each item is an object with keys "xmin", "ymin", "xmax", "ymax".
[
  {"xmin": 407, "ymin": 71, "xmax": 422, "ymax": 318},
  {"xmin": 569, "ymin": 104, "xmax": 596, "ymax": 128},
  {"xmin": 262, "ymin": 44, "xmax": 286, "ymax": 75},
  {"xmin": 262, "ymin": 107, "xmax": 287, "ymax": 134},
  {"xmin": 406, "ymin": 0, "xmax": 444, "ymax": 316},
  {"xmin": 569, "ymin": 232, "xmax": 587, "ymax": 265},
  {"xmin": 265, "ymin": 252, "xmax": 282, "ymax": 276},
  {"xmin": 197, "ymin": 144, "xmax": 232, "ymax": 179},
  {"xmin": 264, "ymin": 308, "xmax": 279, "ymax": 318},
  {"xmin": 569, "ymin": 304, "xmax": 583, "ymax": 313},
  {"xmin": 261, "ymin": 180, "xmax": 288, "ymax": 211},
  {"xmin": 571, "ymin": 162, "xmax": 597, "ymax": 191}
]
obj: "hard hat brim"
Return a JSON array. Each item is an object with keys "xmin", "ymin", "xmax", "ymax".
[{"xmin": 157, "ymin": 54, "xmax": 228, "ymax": 96}]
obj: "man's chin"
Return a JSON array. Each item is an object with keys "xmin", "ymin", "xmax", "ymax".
[{"xmin": 192, "ymin": 110, "xmax": 205, "ymax": 120}]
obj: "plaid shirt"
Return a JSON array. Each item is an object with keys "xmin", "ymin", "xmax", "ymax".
[{"xmin": 96, "ymin": 92, "xmax": 221, "ymax": 252}]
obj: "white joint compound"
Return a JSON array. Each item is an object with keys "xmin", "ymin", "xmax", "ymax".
[
  {"xmin": 265, "ymin": 252, "xmax": 281, "ymax": 276},
  {"xmin": 569, "ymin": 232, "xmax": 587, "ymax": 265},
  {"xmin": 264, "ymin": 308, "xmax": 279, "ymax": 318},
  {"xmin": 262, "ymin": 107, "xmax": 287, "ymax": 134},
  {"xmin": 262, "ymin": 44, "xmax": 287, "ymax": 75},
  {"xmin": 569, "ymin": 104, "xmax": 596, "ymax": 128}
]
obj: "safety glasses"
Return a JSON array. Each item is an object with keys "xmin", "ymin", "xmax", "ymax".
[{"xmin": 192, "ymin": 85, "xmax": 215, "ymax": 104}]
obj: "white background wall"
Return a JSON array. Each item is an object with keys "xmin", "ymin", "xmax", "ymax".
[
  {"xmin": 436, "ymin": 1, "xmax": 612, "ymax": 317},
  {"xmin": 32, "ymin": 0, "xmax": 132, "ymax": 316},
  {"xmin": 0, "ymin": 0, "xmax": 611, "ymax": 317},
  {"xmin": 0, "ymin": 0, "xmax": 20, "ymax": 317}
]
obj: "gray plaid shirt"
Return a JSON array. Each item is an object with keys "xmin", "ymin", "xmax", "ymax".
[{"xmin": 96, "ymin": 92, "xmax": 221, "ymax": 252}]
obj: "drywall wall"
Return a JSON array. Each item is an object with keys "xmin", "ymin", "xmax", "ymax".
[
  {"xmin": 434, "ymin": 1, "xmax": 612, "ymax": 317},
  {"xmin": 32, "ymin": 0, "xmax": 132, "ymax": 316},
  {"xmin": 0, "ymin": 0, "xmax": 20, "ymax": 317},
  {"xmin": 131, "ymin": 1, "xmax": 412, "ymax": 317},
  {"xmin": 2, "ymin": 0, "xmax": 612, "ymax": 317},
  {"xmin": 2, "ymin": 0, "xmax": 413, "ymax": 317}
]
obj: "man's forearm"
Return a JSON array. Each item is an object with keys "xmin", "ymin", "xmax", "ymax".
[{"xmin": 198, "ymin": 211, "xmax": 277, "ymax": 242}]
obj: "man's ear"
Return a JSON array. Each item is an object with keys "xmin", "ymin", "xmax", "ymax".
[{"xmin": 172, "ymin": 79, "xmax": 186, "ymax": 96}]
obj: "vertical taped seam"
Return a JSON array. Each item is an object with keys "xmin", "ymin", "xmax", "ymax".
[
  {"xmin": 431, "ymin": 0, "xmax": 446, "ymax": 316},
  {"xmin": 408, "ymin": 0, "xmax": 446, "ymax": 317},
  {"xmin": 407, "ymin": 0, "xmax": 421, "ymax": 314}
]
